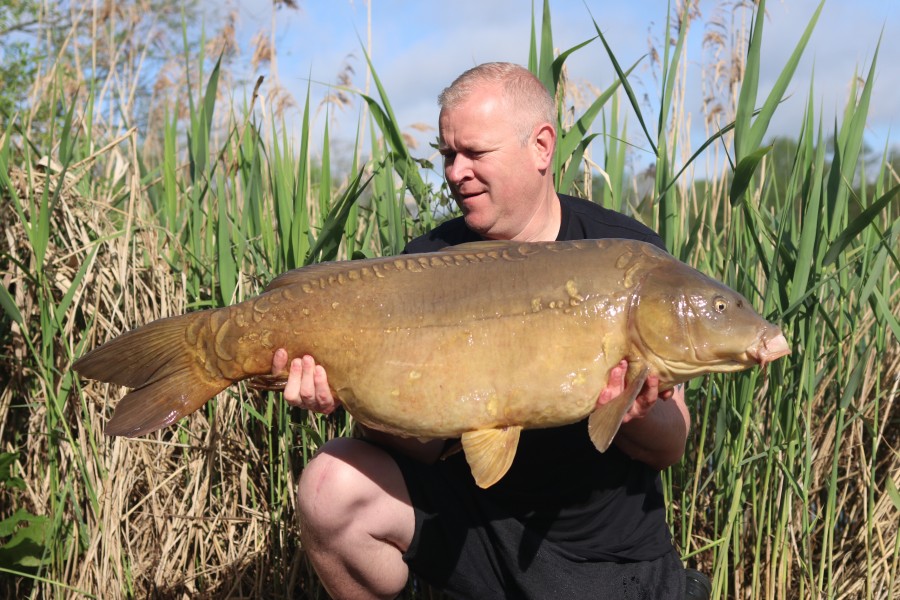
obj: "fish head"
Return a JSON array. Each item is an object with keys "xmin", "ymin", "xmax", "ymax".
[{"xmin": 630, "ymin": 263, "xmax": 790, "ymax": 384}]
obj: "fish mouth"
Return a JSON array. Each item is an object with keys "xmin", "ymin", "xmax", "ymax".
[
  {"xmin": 748, "ymin": 332, "xmax": 791, "ymax": 367},
  {"xmin": 641, "ymin": 331, "xmax": 791, "ymax": 385}
]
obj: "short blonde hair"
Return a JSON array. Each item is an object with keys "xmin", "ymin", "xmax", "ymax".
[{"xmin": 438, "ymin": 62, "xmax": 557, "ymax": 144}]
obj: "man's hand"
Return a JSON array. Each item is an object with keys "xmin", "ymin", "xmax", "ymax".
[
  {"xmin": 596, "ymin": 360, "xmax": 675, "ymax": 423},
  {"xmin": 272, "ymin": 348, "xmax": 340, "ymax": 414},
  {"xmin": 599, "ymin": 359, "xmax": 690, "ymax": 469}
]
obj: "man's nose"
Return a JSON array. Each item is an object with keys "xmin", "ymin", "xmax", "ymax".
[{"xmin": 446, "ymin": 155, "xmax": 472, "ymax": 184}]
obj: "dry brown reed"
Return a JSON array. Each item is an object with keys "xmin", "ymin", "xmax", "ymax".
[{"xmin": 2, "ymin": 157, "xmax": 324, "ymax": 598}]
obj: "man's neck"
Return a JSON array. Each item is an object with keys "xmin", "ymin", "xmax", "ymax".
[{"xmin": 509, "ymin": 191, "xmax": 562, "ymax": 242}]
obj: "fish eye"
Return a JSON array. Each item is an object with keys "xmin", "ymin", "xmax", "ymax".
[{"xmin": 714, "ymin": 297, "xmax": 728, "ymax": 313}]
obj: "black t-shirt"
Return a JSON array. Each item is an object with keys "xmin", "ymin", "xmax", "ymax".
[{"xmin": 402, "ymin": 194, "xmax": 673, "ymax": 562}]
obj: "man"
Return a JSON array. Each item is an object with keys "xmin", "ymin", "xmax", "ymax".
[{"xmin": 272, "ymin": 62, "xmax": 691, "ymax": 599}]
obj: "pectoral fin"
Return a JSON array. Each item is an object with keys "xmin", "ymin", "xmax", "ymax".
[
  {"xmin": 588, "ymin": 366, "xmax": 649, "ymax": 452},
  {"xmin": 460, "ymin": 426, "xmax": 522, "ymax": 489}
]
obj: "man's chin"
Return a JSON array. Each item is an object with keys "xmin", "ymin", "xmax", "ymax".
[{"xmin": 462, "ymin": 214, "xmax": 492, "ymax": 237}]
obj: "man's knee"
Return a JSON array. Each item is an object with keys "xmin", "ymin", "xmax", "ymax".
[
  {"xmin": 297, "ymin": 437, "xmax": 397, "ymax": 536},
  {"xmin": 299, "ymin": 439, "xmax": 362, "ymax": 523},
  {"xmin": 297, "ymin": 438, "xmax": 413, "ymax": 598}
]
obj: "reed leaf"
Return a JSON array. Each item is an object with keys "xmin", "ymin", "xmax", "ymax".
[
  {"xmin": 534, "ymin": 0, "xmax": 555, "ymax": 93},
  {"xmin": 738, "ymin": 0, "xmax": 825, "ymax": 161},
  {"xmin": 730, "ymin": 145, "xmax": 773, "ymax": 206},
  {"xmin": 823, "ymin": 183, "xmax": 900, "ymax": 265},
  {"xmin": 356, "ymin": 44, "xmax": 429, "ymax": 205},
  {"xmin": 307, "ymin": 166, "xmax": 374, "ymax": 264},
  {"xmin": 588, "ymin": 9, "xmax": 656, "ymax": 157}
]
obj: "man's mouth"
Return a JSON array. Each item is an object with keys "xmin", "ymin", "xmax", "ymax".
[{"xmin": 458, "ymin": 190, "xmax": 485, "ymax": 203}]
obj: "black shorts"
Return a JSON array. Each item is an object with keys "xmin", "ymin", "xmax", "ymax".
[{"xmin": 390, "ymin": 448, "xmax": 686, "ymax": 600}]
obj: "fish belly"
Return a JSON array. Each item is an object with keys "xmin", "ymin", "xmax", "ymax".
[{"xmin": 329, "ymin": 309, "xmax": 617, "ymax": 438}]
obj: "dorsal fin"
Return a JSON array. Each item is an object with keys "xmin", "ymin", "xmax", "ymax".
[
  {"xmin": 264, "ymin": 240, "xmax": 528, "ymax": 292},
  {"xmin": 263, "ymin": 262, "xmax": 357, "ymax": 292},
  {"xmin": 448, "ymin": 240, "xmax": 520, "ymax": 252}
]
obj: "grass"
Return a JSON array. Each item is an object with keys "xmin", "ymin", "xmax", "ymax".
[{"xmin": 1, "ymin": 0, "xmax": 898, "ymax": 598}]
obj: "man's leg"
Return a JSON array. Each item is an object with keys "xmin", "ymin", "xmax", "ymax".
[{"xmin": 298, "ymin": 437, "xmax": 415, "ymax": 600}]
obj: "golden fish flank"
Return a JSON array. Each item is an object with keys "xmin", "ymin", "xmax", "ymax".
[{"xmin": 73, "ymin": 239, "xmax": 791, "ymax": 488}]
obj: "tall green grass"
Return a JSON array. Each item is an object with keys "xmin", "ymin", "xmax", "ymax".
[{"xmin": 0, "ymin": 0, "xmax": 897, "ymax": 598}]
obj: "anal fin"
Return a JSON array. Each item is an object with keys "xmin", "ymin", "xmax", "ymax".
[
  {"xmin": 460, "ymin": 426, "xmax": 522, "ymax": 489},
  {"xmin": 588, "ymin": 366, "xmax": 649, "ymax": 452}
]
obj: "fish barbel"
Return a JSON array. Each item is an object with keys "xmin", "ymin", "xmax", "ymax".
[{"xmin": 74, "ymin": 239, "xmax": 790, "ymax": 487}]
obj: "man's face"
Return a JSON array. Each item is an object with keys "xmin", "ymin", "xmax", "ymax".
[{"xmin": 438, "ymin": 84, "xmax": 546, "ymax": 240}]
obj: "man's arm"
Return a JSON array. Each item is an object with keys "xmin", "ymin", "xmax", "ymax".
[{"xmin": 602, "ymin": 360, "xmax": 691, "ymax": 470}]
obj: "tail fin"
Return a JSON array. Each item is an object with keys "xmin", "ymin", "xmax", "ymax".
[{"xmin": 73, "ymin": 312, "xmax": 231, "ymax": 437}]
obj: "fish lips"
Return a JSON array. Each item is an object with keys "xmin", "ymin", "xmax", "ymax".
[{"xmin": 748, "ymin": 331, "xmax": 791, "ymax": 367}]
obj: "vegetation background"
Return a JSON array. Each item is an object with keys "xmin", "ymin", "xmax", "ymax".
[{"xmin": 0, "ymin": 0, "xmax": 897, "ymax": 598}]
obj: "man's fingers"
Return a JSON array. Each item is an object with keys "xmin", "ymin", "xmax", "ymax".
[
  {"xmin": 277, "ymin": 354, "xmax": 338, "ymax": 414},
  {"xmin": 272, "ymin": 348, "xmax": 288, "ymax": 375},
  {"xmin": 313, "ymin": 365, "xmax": 329, "ymax": 400},
  {"xmin": 283, "ymin": 357, "xmax": 305, "ymax": 406},
  {"xmin": 621, "ymin": 373, "xmax": 662, "ymax": 423},
  {"xmin": 597, "ymin": 359, "xmax": 629, "ymax": 408},
  {"xmin": 608, "ymin": 360, "xmax": 627, "ymax": 387},
  {"xmin": 313, "ymin": 365, "xmax": 337, "ymax": 414},
  {"xmin": 298, "ymin": 355, "xmax": 317, "ymax": 402}
]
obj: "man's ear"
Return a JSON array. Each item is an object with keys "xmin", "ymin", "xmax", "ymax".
[{"xmin": 531, "ymin": 122, "xmax": 556, "ymax": 170}]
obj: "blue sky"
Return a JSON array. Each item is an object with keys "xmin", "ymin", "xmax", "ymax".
[{"xmin": 224, "ymin": 0, "xmax": 899, "ymax": 176}]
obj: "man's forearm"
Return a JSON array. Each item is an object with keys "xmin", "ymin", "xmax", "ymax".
[{"xmin": 614, "ymin": 387, "xmax": 690, "ymax": 470}]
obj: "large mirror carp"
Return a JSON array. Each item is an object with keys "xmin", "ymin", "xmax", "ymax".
[{"xmin": 74, "ymin": 239, "xmax": 790, "ymax": 488}]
